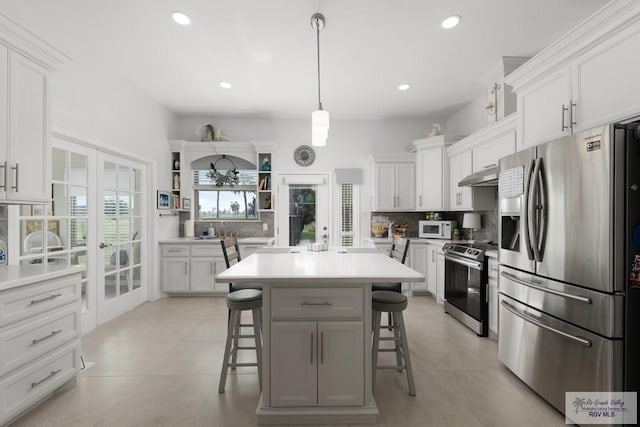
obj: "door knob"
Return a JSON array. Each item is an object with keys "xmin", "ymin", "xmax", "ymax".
[{"xmin": 99, "ymin": 242, "xmax": 112, "ymax": 249}]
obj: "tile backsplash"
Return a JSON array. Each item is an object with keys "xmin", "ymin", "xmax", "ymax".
[
  {"xmin": 371, "ymin": 209, "xmax": 497, "ymax": 242},
  {"xmin": 188, "ymin": 212, "xmax": 275, "ymax": 238}
]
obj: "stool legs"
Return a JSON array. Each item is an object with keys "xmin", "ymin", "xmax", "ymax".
[
  {"xmin": 219, "ymin": 308, "xmax": 263, "ymax": 393},
  {"xmin": 371, "ymin": 309, "xmax": 416, "ymax": 396}
]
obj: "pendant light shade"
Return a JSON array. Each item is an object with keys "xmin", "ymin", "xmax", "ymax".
[{"xmin": 311, "ymin": 13, "xmax": 329, "ymax": 147}]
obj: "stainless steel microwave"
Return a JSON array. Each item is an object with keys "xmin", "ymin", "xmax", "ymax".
[{"xmin": 418, "ymin": 220, "xmax": 456, "ymax": 239}]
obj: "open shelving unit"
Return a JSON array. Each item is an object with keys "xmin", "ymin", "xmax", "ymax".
[{"xmin": 257, "ymin": 152, "xmax": 273, "ymax": 211}]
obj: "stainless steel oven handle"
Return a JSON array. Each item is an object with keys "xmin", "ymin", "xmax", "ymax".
[
  {"xmin": 501, "ymin": 300, "xmax": 592, "ymax": 347},
  {"xmin": 444, "ymin": 254, "xmax": 482, "ymax": 270},
  {"xmin": 501, "ymin": 271, "xmax": 591, "ymax": 304}
]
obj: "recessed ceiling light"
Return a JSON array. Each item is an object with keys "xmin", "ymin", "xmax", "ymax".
[
  {"xmin": 219, "ymin": 82, "xmax": 232, "ymax": 89},
  {"xmin": 441, "ymin": 15, "xmax": 461, "ymax": 29},
  {"xmin": 171, "ymin": 11, "xmax": 191, "ymax": 26},
  {"xmin": 398, "ymin": 84, "xmax": 410, "ymax": 91}
]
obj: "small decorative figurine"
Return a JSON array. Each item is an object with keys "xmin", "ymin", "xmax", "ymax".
[{"xmin": 261, "ymin": 157, "xmax": 271, "ymax": 171}]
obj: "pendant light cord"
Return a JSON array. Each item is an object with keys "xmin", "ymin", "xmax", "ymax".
[{"xmin": 316, "ymin": 17, "xmax": 323, "ymax": 111}]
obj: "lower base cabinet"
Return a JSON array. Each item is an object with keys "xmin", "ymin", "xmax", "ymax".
[
  {"xmin": 271, "ymin": 321, "xmax": 364, "ymax": 408},
  {"xmin": 160, "ymin": 243, "xmax": 228, "ymax": 293}
]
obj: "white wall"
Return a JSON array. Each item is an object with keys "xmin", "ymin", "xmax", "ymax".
[
  {"xmin": 52, "ymin": 60, "xmax": 179, "ymax": 300},
  {"xmin": 445, "ymin": 94, "xmax": 488, "ymax": 137},
  {"xmin": 176, "ymin": 116, "xmax": 444, "ymax": 243}
]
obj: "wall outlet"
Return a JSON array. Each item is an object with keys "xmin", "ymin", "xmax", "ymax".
[{"xmin": 263, "ymin": 223, "xmax": 268, "ymax": 231}]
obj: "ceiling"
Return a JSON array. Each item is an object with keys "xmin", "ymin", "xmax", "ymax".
[{"xmin": 0, "ymin": 0, "xmax": 609, "ymax": 120}]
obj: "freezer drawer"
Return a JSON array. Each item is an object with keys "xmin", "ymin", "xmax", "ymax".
[
  {"xmin": 498, "ymin": 294, "xmax": 622, "ymax": 415},
  {"xmin": 499, "ymin": 265, "xmax": 623, "ymax": 338}
]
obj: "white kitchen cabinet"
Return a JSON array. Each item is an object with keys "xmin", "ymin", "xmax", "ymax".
[
  {"xmin": 161, "ymin": 258, "xmax": 189, "ymax": 292},
  {"xmin": 449, "ymin": 151, "xmax": 472, "ymax": 211},
  {"xmin": 505, "ymin": 1, "xmax": 640, "ymax": 148},
  {"xmin": 270, "ymin": 320, "xmax": 363, "ymax": 408},
  {"xmin": 488, "ymin": 257, "xmax": 499, "ymax": 337},
  {"xmin": 426, "ymin": 244, "xmax": 437, "ymax": 297},
  {"xmin": 0, "ymin": 48, "xmax": 51, "ymax": 203},
  {"xmin": 436, "ymin": 251, "xmax": 445, "ymax": 304},
  {"xmin": 160, "ymin": 242, "xmax": 227, "ymax": 294},
  {"xmin": 409, "ymin": 243, "xmax": 428, "ymax": 294},
  {"xmin": 409, "ymin": 136, "xmax": 451, "ymax": 211},
  {"xmin": 371, "ymin": 155, "xmax": 415, "ymax": 211},
  {"xmin": 472, "ymin": 129, "xmax": 516, "ymax": 172}
]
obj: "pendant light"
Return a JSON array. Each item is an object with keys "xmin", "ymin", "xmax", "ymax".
[{"xmin": 311, "ymin": 13, "xmax": 329, "ymax": 147}]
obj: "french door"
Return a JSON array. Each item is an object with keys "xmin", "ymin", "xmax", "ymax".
[
  {"xmin": 96, "ymin": 152, "xmax": 147, "ymax": 324},
  {"xmin": 277, "ymin": 174, "xmax": 331, "ymax": 246}
]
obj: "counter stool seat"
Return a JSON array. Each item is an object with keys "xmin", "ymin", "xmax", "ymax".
[
  {"xmin": 219, "ymin": 289, "xmax": 263, "ymax": 393},
  {"xmin": 371, "ymin": 290, "xmax": 416, "ymax": 396}
]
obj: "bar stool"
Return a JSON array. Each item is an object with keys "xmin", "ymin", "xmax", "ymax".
[
  {"xmin": 372, "ymin": 237, "xmax": 410, "ymax": 330},
  {"xmin": 218, "ymin": 289, "xmax": 263, "ymax": 393},
  {"xmin": 371, "ymin": 290, "xmax": 416, "ymax": 396}
]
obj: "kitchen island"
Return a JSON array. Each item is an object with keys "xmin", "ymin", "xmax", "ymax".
[{"xmin": 216, "ymin": 247, "xmax": 424, "ymax": 425}]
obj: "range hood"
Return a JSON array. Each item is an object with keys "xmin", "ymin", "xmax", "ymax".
[{"xmin": 458, "ymin": 166, "xmax": 499, "ymax": 187}]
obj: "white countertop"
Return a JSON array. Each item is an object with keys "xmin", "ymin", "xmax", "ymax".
[
  {"xmin": 0, "ymin": 265, "xmax": 84, "ymax": 291},
  {"xmin": 160, "ymin": 237, "xmax": 275, "ymax": 245},
  {"xmin": 216, "ymin": 247, "xmax": 425, "ymax": 284}
]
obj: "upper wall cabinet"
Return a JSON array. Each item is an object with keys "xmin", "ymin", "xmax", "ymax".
[
  {"xmin": 506, "ymin": 0, "xmax": 640, "ymax": 148},
  {"xmin": 370, "ymin": 154, "xmax": 415, "ymax": 211},
  {"xmin": 0, "ymin": 16, "xmax": 66, "ymax": 203},
  {"xmin": 407, "ymin": 135, "xmax": 456, "ymax": 211}
]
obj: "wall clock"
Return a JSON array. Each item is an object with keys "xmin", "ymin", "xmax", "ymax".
[{"xmin": 293, "ymin": 145, "xmax": 316, "ymax": 167}]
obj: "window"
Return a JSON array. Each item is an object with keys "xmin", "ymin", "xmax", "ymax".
[
  {"xmin": 338, "ymin": 184, "xmax": 359, "ymax": 246},
  {"xmin": 193, "ymin": 169, "xmax": 258, "ymax": 220}
]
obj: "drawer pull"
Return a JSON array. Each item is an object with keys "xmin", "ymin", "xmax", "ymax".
[
  {"xmin": 29, "ymin": 293, "xmax": 62, "ymax": 306},
  {"xmin": 31, "ymin": 369, "xmax": 62, "ymax": 388},
  {"xmin": 32, "ymin": 329, "xmax": 63, "ymax": 345},
  {"xmin": 167, "ymin": 249, "xmax": 183, "ymax": 253},
  {"xmin": 300, "ymin": 301, "xmax": 332, "ymax": 306}
]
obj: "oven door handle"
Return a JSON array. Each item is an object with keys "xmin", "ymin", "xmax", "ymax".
[
  {"xmin": 500, "ymin": 271, "xmax": 591, "ymax": 304},
  {"xmin": 444, "ymin": 254, "xmax": 482, "ymax": 270},
  {"xmin": 501, "ymin": 300, "xmax": 592, "ymax": 348}
]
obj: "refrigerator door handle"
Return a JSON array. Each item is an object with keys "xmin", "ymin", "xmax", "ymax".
[
  {"xmin": 523, "ymin": 159, "xmax": 536, "ymax": 261},
  {"xmin": 537, "ymin": 158, "xmax": 548, "ymax": 261},
  {"xmin": 500, "ymin": 271, "xmax": 592, "ymax": 304},
  {"xmin": 528, "ymin": 158, "xmax": 543, "ymax": 262},
  {"xmin": 501, "ymin": 300, "xmax": 592, "ymax": 348}
]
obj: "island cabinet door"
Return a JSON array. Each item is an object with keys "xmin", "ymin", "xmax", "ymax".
[
  {"xmin": 270, "ymin": 322, "xmax": 317, "ymax": 407},
  {"xmin": 317, "ymin": 321, "xmax": 364, "ymax": 407}
]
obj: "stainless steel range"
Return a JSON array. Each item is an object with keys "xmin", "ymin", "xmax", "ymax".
[{"xmin": 442, "ymin": 243, "xmax": 493, "ymax": 336}]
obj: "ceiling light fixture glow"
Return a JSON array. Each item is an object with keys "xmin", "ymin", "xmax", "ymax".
[
  {"xmin": 441, "ymin": 15, "xmax": 461, "ymax": 29},
  {"xmin": 311, "ymin": 13, "xmax": 329, "ymax": 147},
  {"xmin": 171, "ymin": 11, "xmax": 191, "ymax": 26},
  {"xmin": 398, "ymin": 84, "xmax": 410, "ymax": 91},
  {"xmin": 219, "ymin": 82, "xmax": 232, "ymax": 89}
]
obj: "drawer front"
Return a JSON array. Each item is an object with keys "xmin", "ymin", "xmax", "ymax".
[
  {"xmin": 0, "ymin": 274, "xmax": 80, "ymax": 328},
  {"xmin": 488, "ymin": 258, "xmax": 498, "ymax": 279},
  {"xmin": 0, "ymin": 340, "xmax": 79, "ymax": 423},
  {"xmin": 161, "ymin": 245, "xmax": 189, "ymax": 257},
  {"xmin": 190, "ymin": 245, "xmax": 223, "ymax": 257},
  {"xmin": 0, "ymin": 304, "xmax": 80, "ymax": 376},
  {"xmin": 271, "ymin": 287, "xmax": 363, "ymax": 320}
]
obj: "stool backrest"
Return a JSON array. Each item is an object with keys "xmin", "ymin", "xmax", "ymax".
[
  {"xmin": 389, "ymin": 237, "xmax": 410, "ymax": 265},
  {"xmin": 220, "ymin": 237, "xmax": 241, "ymax": 268}
]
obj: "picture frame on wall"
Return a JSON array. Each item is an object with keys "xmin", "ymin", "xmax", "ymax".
[
  {"xmin": 182, "ymin": 198, "xmax": 191, "ymax": 209},
  {"xmin": 157, "ymin": 190, "xmax": 171, "ymax": 210}
]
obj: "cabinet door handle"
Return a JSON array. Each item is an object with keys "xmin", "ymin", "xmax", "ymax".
[
  {"xmin": 561, "ymin": 104, "xmax": 569, "ymax": 131},
  {"xmin": 301, "ymin": 301, "xmax": 332, "ymax": 306},
  {"xmin": 570, "ymin": 101, "xmax": 577, "ymax": 129},
  {"xmin": 0, "ymin": 161, "xmax": 6, "ymax": 191},
  {"xmin": 32, "ymin": 329, "xmax": 63, "ymax": 345},
  {"xmin": 310, "ymin": 332, "xmax": 314, "ymax": 365},
  {"xmin": 29, "ymin": 293, "xmax": 62, "ymax": 305},
  {"xmin": 483, "ymin": 163, "xmax": 497, "ymax": 169},
  {"xmin": 31, "ymin": 369, "xmax": 62, "ymax": 389},
  {"xmin": 320, "ymin": 331, "xmax": 324, "ymax": 364},
  {"xmin": 11, "ymin": 163, "xmax": 18, "ymax": 191}
]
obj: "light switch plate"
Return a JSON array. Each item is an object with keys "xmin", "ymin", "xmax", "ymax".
[{"xmin": 263, "ymin": 223, "xmax": 268, "ymax": 231}]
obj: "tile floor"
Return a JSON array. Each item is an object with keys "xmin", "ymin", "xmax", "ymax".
[{"xmin": 9, "ymin": 296, "xmax": 566, "ymax": 427}]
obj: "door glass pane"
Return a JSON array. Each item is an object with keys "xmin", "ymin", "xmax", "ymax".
[
  {"xmin": 105, "ymin": 273, "xmax": 117, "ymax": 301},
  {"xmin": 52, "ymin": 148, "xmax": 66, "ymax": 182},
  {"xmin": 70, "ymin": 219, "xmax": 87, "ymax": 248},
  {"xmin": 104, "ymin": 162, "xmax": 117, "ymax": 189},
  {"xmin": 119, "ymin": 269, "xmax": 130, "ymax": 295},
  {"xmin": 132, "ymin": 266, "xmax": 141, "ymax": 290},
  {"xmin": 69, "ymin": 186, "xmax": 87, "ymax": 216},
  {"xmin": 132, "ymin": 192, "xmax": 142, "ymax": 215},
  {"xmin": 133, "ymin": 169, "xmax": 142, "ymax": 192},
  {"xmin": 52, "ymin": 183, "xmax": 67, "ymax": 216},
  {"xmin": 288, "ymin": 185, "xmax": 317, "ymax": 246},
  {"xmin": 132, "ymin": 218, "xmax": 142, "ymax": 241},
  {"xmin": 132, "ymin": 242, "xmax": 141, "ymax": 265},
  {"xmin": 70, "ymin": 152, "xmax": 87, "ymax": 186},
  {"xmin": 118, "ymin": 193, "xmax": 130, "ymax": 215},
  {"xmin": 118, "ymin": 166, "xmax": 130, "ymax": 191}
]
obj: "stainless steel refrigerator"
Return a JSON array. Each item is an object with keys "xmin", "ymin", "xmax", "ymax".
[{"xmin": 497, "ymin": 119, "xmax": 640, "ymax": 415}]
